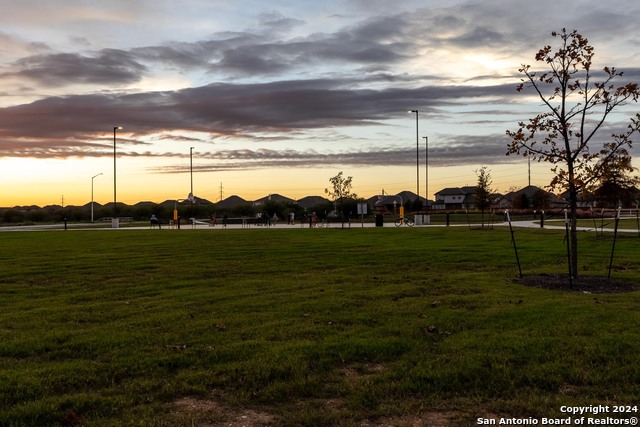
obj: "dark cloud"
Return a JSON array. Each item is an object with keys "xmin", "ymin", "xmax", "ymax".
[
  {"xmin": 446, "ymin": 27, "xmax": 507, "ymax": 49},
  {"xmin": 433, "ymin": 134, "xmax": 514, "ymax": 166},
  {"xmin": 132, "ymin": 44, "xmax": 209, "ymax": 69},
  {"xmin": 257, "ymin": 11, "xmax": 305, "ymax": 34},
  {"xmin": 0, "ymin": 76, "xmax": 516, "ymax": 160},
  {"xmin": 150, "ymin": 133, "xmax": 520, "ymax": 174},
  {"xmin": 5, "ymin": 49, "xmax": 147, "ymax": 86},
  {"xmin": 205, "ymin": 16, "xmax": 412, "ymax": 76},
  {"xmin": 150, "ymin": 146, "xmax": 418, "ymax": 173},
  {"xmin": 130, "ymin": 12, "xmax": 414, "ymax": 76}
]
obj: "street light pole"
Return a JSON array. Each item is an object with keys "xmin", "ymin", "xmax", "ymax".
[
  {"xmin": 91, "ymin": 173, "xmax": 103, "ymax": 222},
  {"xmin": 423, "ymin": 136, "xmax": 429, "ymax": 205},
  {"xmin": 409, "ymin": 110, "xmax": 419, "ymax": 203},
  {"xmin": 113, "ymin": 126, "xmax": 122, "ymax": 227},
  {"xmin": 190, "ymin": 146, "xmax": 195, "ymax": 202}
]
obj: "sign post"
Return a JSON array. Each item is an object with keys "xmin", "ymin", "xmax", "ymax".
[{"xmin": 357, "ymin": 203, "xmax": 367, "ymax": 227}]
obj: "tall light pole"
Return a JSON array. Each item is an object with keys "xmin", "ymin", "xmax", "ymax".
[
  {"xmin": 91, "ymin": 173, "xmax": 103, "ymax": 222},
  {"xmin": 423, "ymin": 136, "xmax": 429, "ymax": 206},
  {"xmin": 190, "ymin": 146, "xmax": 195, "ymax": 202},
  {"xmin": 409, "ymin": 110, "xmax": 419, "ymax": 203},
  {"xmin": 113, "ymin": 126, "xmax": 122, "ymax": 228}
]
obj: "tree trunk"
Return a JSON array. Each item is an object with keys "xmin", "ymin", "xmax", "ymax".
[
  {"xmin": 569, "ymin": 196, "xmax": 578, "ymax": 278},
  {"xmin": 568, "ymin": 175, "xmax": 579, "ymax": 278},
  {"xmin": 566, "ymin": 140, "xmax": 579, "ymax": 278}
]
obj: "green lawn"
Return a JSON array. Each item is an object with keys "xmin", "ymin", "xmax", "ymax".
[{"xmin": 0, "ymin": 227, "xmax": 638, "ymax": 426}]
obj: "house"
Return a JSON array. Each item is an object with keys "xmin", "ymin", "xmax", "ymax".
[
  {"xmin": 215, "ymin": 195, "xmax": 248, "ymax": 210},
  {"xmin": 367, "ymin": 191, "xmax": 428, "ymax": 214},
  {"xmin": 498, "ymin": 185, "xmax": 562, "ymax": 209},
  {"xmin": 369, "ymin": 194, "xmax": 404, "ymax": 214},
  {"xmin": 297, "ymin": 196, "xmax": 330, "ymax": 209},
  {"xmin": 433, "ymin": 187, "xmax": 477, "ymax": 210},
  {"xmin": 396, "ymin": 191, "xmax": 429, "ymax": 207},
  {"xmin": 252, "ymin": 193, "xmax": 295, "ymax": 206},
  {"xmin": 558, "ymin": 190, "xmax": 595, "ymax": 208}
]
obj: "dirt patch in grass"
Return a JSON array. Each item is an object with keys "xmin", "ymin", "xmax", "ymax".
[
  {"xmin": 169, "ymin": 397, "xmax": 468, "ymax": 426},
  {"xmin": 359, "ymin": 411, "xmax": 459, "ymax": 426},
  {"xmin": 339, "ymin": 363, "xmax": 387, "ymax": 381},
  {"xmin": 515, "ymin": 274, "xmax": 638, "ymax": 293},
  {"xmin": 169, "ymin": 398, "xmax": 276, "ymax": 426}
]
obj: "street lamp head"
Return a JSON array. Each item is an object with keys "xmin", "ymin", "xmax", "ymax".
[
  {"xmin": 114, "ymin": 126, "xmax": 122, "ymax": 130},
  {"xmin": 409, "ymin": 109, "xmax": 418, "ymax": 113}
]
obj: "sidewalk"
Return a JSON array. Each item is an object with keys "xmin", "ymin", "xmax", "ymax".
[{"xmin": 1, "ymin": 219, "xmax": 638, "ymax": 233}]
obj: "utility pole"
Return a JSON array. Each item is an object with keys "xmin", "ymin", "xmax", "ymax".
[
  {"xmin": 423, "ymin": 136, "xmax": 429, "ymax": 204},
  {"xmin": 409, "ymin": 110, "xmax": 419, "ymax": 201},
  {"xmin": 190, "ymin": 147, "xmax": 194, "ymax": 201}
]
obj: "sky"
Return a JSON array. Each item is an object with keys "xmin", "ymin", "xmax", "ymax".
[{"xmin": 1, "ymin": 0, "xmax": 640, "ymax": 207}]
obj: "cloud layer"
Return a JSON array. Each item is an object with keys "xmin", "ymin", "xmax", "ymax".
[{"xmin": 1, "ymin": 0, "xmax": 640, "ymax": 177}]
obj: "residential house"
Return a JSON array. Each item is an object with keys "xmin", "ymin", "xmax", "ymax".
[
  {"xmin": 367, "ymin": 191, "xmax": 427, "ymax": 214},
  {"xmin": 252, "ymin": 193, "xmax": 295, "ymax": 206},
  {"xmin": 297, "ymin": 196, "xmax": 330, "ymax": 209},
  {"xmin": 215, "ymin": 195, "xmax": 248, "ymax": 210},
  {"xmin": 498, "ymin": 185, "xmax": 563, "ymax": 209},
  {"xmin": 433, "ymin": 187, "xmax": 477, "ymax": 210}
]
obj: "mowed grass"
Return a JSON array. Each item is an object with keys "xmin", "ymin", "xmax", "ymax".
[{"xmin": 0, "ymin": 227, "xmax": 639, "ymax": 426}]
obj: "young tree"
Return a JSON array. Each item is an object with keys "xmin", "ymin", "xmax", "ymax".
[
  {"xmin": 506, "ymin": 29, "xmax": 640, "ymax": 278},
  {"xmin": 325, "ymin": 171, "xmax": 357, "ymax": 227},
  {"xmin": 475, "ymin": 166, "xmax": 494, "ymax": 228}
]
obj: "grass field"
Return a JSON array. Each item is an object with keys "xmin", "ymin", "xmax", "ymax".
[{"xmin": 0, "ymin": 227, "xmax": 639, "ymax": 426}]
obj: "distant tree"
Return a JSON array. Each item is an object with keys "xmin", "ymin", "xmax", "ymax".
[
  {"xmin": 263, "ymin": 200, "xmax": 294, "ymax": 222},
  {"xmin": 506, "ymin": 29, "xmax": 640, "ymax": 278},
  {"xmin": 593, "ymin": 150, "xmax": 639, "ymax": 207},
  {"xmin": 410, "ymin": 198, "xmax": 423, "ymax": 213},
  {"xmin": 63, "ymin": 206, "xmax": 85, "ymax": 222},
  {"xmin": 475, "ymin": 166, "xmax": 494, "ymax": 228},
  {"xmin": 325, "ymin": 172, "xmax": 357, "ymax": 227},
  {"xmin": 26, "ymin": 209, "xmax": 46, "ymax": 223},
  {"xmin": 532, "ymin": 189, "xmax": 551, "ymax": 209},
  {"xmin": 95, "ymin": 205, "xmax": 113, "ymax": 221},
  {"xmin": 2, "ymin": 209, "xmax": 25, "ymax": 224},
  {"xmin": 342, "ymin": 197, "xmax": 364, "ymax": 220},
  {"xmin": 231, "ymin": 203, "xmax": 255, "ymax": 217}
]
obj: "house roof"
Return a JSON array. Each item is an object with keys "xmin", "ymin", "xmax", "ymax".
[
  {"xmin": 253, "ymin": 193, "xmax": 295, "ymax": 204},
  {"xmin": 215, "ymin": 195, "xmax": 247, "ymax": 209},
  {"xmin": 435, "ymin": 186, "xmax": 476, "ymax": 196},
  {"xmin": 503, "ymin": 185, "xmax": 561, "ymax": 201},
  {"xmin": 367, "ymin": 191, "xmax": 427, "ymax": 206},
  {"xmin": 396, "ymin": 190, "xmax": 426, "ymax": 202},
  {"xmin": 511, "ymin": 185, "xmax": 546, "ymax": 198},
  {"xmin": 297, "ymin": 196, "xmax": 330, "ymax": 208},
  {"xmin": 369, "ymin": 195, "xmax": 401, "ymax": 205}
]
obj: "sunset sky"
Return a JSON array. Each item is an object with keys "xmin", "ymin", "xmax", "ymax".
[{"xmin": 1, "ymin": 0, "xmax": 640, "ymax": 207}]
